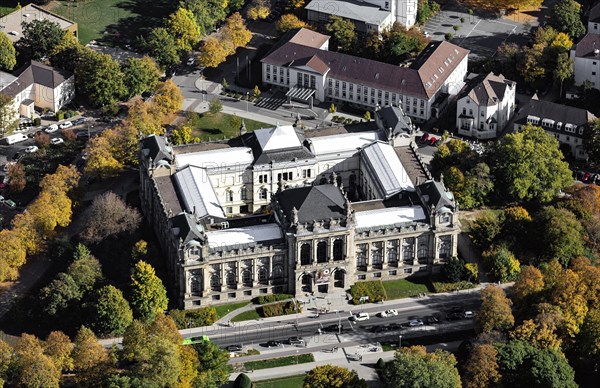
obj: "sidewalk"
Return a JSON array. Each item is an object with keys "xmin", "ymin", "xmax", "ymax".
[{"xmin": 182, "ymin": 98, "xmax": 295, "ymax": 127}]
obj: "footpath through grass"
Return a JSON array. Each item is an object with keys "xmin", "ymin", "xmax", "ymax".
[
  {"xmin": 254, "ymin": 375, "xmax": 305, "ymax": 388},
  {"xmin": 244, "ymin": 354, "xmax": 314, "ymax": 370},
  {"xmin": 231, "ymin": 308, "xmax": 261, "ymax": 322},
  {"xmin": 214, "ymin": 302, "xmax": 249, "ymax": 320},
  {"xmin": 187, "ymin": 112, "xmax": 271, "ymax": 141}
]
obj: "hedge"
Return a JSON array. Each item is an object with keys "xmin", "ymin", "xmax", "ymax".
[
  {"xmin": 259, "ymin": 301, "xmax": 301, "ymax": 318},
  {"xmin": 56, "ymin": 111, "xmax": 65, "ymax": 121},
  {"xmin": 255, "ymin": 293, "xmax": 293, "ymax": 305},
  {"xmin": 431, "ymin": 280, "xmax": 476, "ymax": 293},
  {"xmin": 350, "ymin": 280, "xmax": 387, "ymax": 304},
  {"xmin": 168, "ymin": 306, "xmax": 218, "ymax": 329},
  {"xmin": 33, "ymin": 118, "xmax": 41, "ymax": 127}
]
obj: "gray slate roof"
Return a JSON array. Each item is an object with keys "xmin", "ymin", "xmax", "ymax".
[
  {"xmin": 140, "ymin": 134, "xmax": 174, "ymax": 167},
  {"xmin": 418, "ymin": 180, "xmax": 455, "ymax": 212},
  {"xmin": 0, "ymin": 61, "xmax": 73, "ymax": 98},
  {"xmin": 572, "ymin": 33, "xmax": 600, "ymax": 58},
  {"xmin": 305, "ymin": 0, "xmax": 392, "ymax": 25},
  {"xmin": 276, "ymin": 184, "xmax": 346, "ymax": 223},
  {"xmin": 460, "ymin": 72, "xmax": 515, "ymax": 106},
  {"xmin": 171, "ymin": 212, "xmax": 204, "ymax": 244},
  {"xmin": 378, "ymin": 105, "xmax": 412, "ymax": 135}
]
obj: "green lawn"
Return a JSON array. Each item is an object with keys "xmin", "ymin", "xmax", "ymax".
[
  {"xmin": 0, "ymin": 6, "xmax": 15, "ymax": 16},
  {"xmin": 214, "ymin": 302, "xmax": 250, "ymax": 320},
  {"xmin": 382, "ymin": 278, "xmax": 433, "ymax": 299},
  {"xmin": 255, "ymin": 375, "xmax": 305, "ymax": 388},
  {"xmin": 244, "ymin": 354, "xmax": 314, "ymax": 370},
  {"xmin": 187, "ymin": 112, "xmax": 271, "ymax": 141},
  {"xmin": 231, "ymin": 308, "xmax": 261, "ymax": 322}
]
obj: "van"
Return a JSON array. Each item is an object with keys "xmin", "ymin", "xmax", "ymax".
[{"xmin": 5, "ymin": 133, "xmax": 27, "ymax": 145}]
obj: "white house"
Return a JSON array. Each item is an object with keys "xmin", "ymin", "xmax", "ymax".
[
  {"xmin": 261, "ymin": 28, "xmax": 469, "ymax": 122},
  {"xmin": 588, "ymin": 2, "xmax": 600, "ymax": 33},
  {"xmin": 305, "ymin": 0, "xmax": 418, "ymax": 32},
  {"xmin": 512, "ymin": 95, "xmax": 596, "ymax": 160},
  {"xmin": 571, "ymin": 33, "xmax": 600, "ymax": 90},
  {"xmin": 456, "ymin": 73, "xmax": 516, "ymax": 139},
  {"xmin": 0, "ymin": 61, "xmax": 75, "ymax": 118}
]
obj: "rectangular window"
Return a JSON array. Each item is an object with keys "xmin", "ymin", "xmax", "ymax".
[
  {"xmin": 593, "ymin": 72, "xmax": 597, "ymax": 76},
  {"xmin": 258, "ymin": 174, "xmax": 268, "ymax": 184},
  {"xmin": 349, "ymin": 84, "xmax": 353, "ymax": 92},
  {"xmin": 420, "ymin": 100, "xmax": 424, "ymax": 107},
  {"xmin": 310, "ymin": 75, "xmax": 316, "ymax": 89},
  {"xmin": 357, "ymin": 85, "xmax": 361, "ymax": 94},
  {"xmin": 226, "ymin": 207, "xmax": 233, "ymax": 213},
  {"xmin": 302, "ymin": 169, "xmax": 312, "ymax": 178},
  {"xmin": 297, "ymin": 73, "xmax": 302, "ymax": 86},
  {"xmin": 266, "ymin": 65, "xmax": 270, "ymax": 71},
  {"xmin": 342, "ymin": 82, "xmax": 346, "ymax": 90},
  {"xmin": 227, "ymin": 191, "xmax": 233, "ymax": 201},
  {"xmin": 335, "ymin": 80, "xmax": 339, "ymax": 87}
]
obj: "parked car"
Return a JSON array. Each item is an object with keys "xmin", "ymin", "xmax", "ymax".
[
  {"xmin": 71, "ymin": 118, "xmax": 86, "ymax": 126},
  {"xmin": 224, "ymin": 344, "xmax": 243, "ymax": 352},
  {"xmin": 3, "ymin": 199, "xmax": 16, "ymax": 209},
  {"xmin": 59, "ymin": 121, "xmax": 73, "ymax": 129},
  {"xmin": 408, "ymin": 319, "xmax": 424, "ymax": 327},
  {"xmin": 187, "ymin": 57, "xmax": 195, "ymax": 66},
  {"xmin": 419, "ymin": 133, "xmax": 430, "ymax": 144},
  {"xmin": 428, "ymin": 137, "xmax": 438, "ymax": 146},
  {"xmin": 45, "ymin": 124, "xmax": 59, "ymax": 133},
  {"xmin": 25, "ymin": 145, "xmax": 38, "ymax": 153},
  {"xmin": 288, "ymin": 337, "xmax": 305, "ymax": 345},
  {"xmin": 463, "ymin": 311, "xmax": 474, "ymax": 319},
  {"xmin": 11, "ymin": 152, "xmax": 21, "ymax": 161},
  {"xmin": 265, "ymin": 340, "xmax": 281, "ymax": 348},
  {"xmin": 583, "ymin": 172, "xmax": 591, "ymax": 182},
  {"xmin": 446, "ymin": 312, "xmax": 463, "ymax": 321},
  {"xmin": 322, "ymin": 324, "xmax": 344, "ymax": 333},
  {"xmin": 351, "ymin": 312, "xmax": 370, "ymax": 321},
  {"xmin": 347, "ymin": 353, "xmax": 363, "ymax": 361},
  {"xmin": 425, "ymin": 316, "xmax": 440, "ymax": 324},
  {"xmin": 50, "ymin": 138, "xmax": 64, "ymax": 145},
  {"xmin": 380, "ymin": 309, "xmax": 398, "ymax": 318}
]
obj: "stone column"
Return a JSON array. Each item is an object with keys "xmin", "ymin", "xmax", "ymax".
[
  {"xmin": 220, "ymin": 264, "xmax": 225, "ymax": 290},
  {"xmin": 412, "ymin": 238, "xmax": 419, "ymax": 266},
  {"xmin": 365, "ymin": 242, "xmax": 371, "ymax": 271},
  {"xmin": 432, "ymin": 236, "xmax": 439, "ymax": 265},
  {"xmin": 268, "ymin": 257, "xmax": 272, "ymax": 286},
  {"xmin": 252, "ymin": 259, "xmax": 258, "ymax": 287},
  {"xmin": 382, "ymin": 241, "xmax": 388, "ymax": 270},
  {"xmin": 329, "ymin": 237, "xmax": 334, "ymax": 263},
  {"xmin": 202, "ymin": 267, "xmax": 210, "ymax": 294},
  {"xmin": 398, "ymin": 238, "xmax": 404, "ymax": 267},
  {"xmin": 236, "ymin": 262, "xmax": 241, "ymax": 289},
  {"xmin": 313, "ymin": 239, "xmax": 317, "ymax": 264}
]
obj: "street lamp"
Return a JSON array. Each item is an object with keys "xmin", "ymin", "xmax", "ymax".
[
  {"xmin": 246, "ymin": 92, "xmax": 249, "ymax": 112},
  {"xmin": 399, "ymin": 335, "xmax": 402, "ymax": 348},
  {"xmin": 296, "ymin": 349, "xmax": 299, "ymax": 364}
]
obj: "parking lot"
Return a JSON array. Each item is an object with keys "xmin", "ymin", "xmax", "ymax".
[{"xmin": 423, "ymin": 6, "xmax": 530, "ymax": 58}]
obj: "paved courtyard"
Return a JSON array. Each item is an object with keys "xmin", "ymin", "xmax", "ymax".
[{"xmin": 423, "ymin": 6, "xmax": 531, "ymax": 58}]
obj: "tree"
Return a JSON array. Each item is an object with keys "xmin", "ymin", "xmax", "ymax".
[
  {"xmin": 469, "ymin": 211, "xmax": 503, "ymax": 249},
  {"xmin": 303, "ymin": 365, "xmax": 367, "ymax": 388},
  {"xmin": 575, "ymin": 308, "xmax": 600, "ymax": 359},
  {"xmin": 14, "ymin": 334, "xmax": 61, "ymax": 388},
  {"xmin": 144, "ymin": 27, "xmax": 181, "ymax": 70},
  {"xmin": 247, "ymin": 0, "xmax": 270, "ymax": 20},
  {"xmin": 7, "ymin": 162, "xmax": 25, "ymax": 193},
  {"xmin": 39, "ymin": 272, "xmax": 82, "ymax": 316},
  {"xmin": 75, "ymin": 48, "xmax": 126, "ymax": 107},
  {"xmin": 550, "ymin": 0, "xmax": 585, "ymax": 39},
  {"xmin": 442, "ymin": 256, "xmax": 468, "ymax": 282},
  {"xmin": 489, "ymin": 124, "xmax": 572, "ymax": 203},
  {"xmin": 477, "ymin": 285, "xmax": 514, "ymax": 333},
  {"xmin": 379, "ymin": 23, "xmax": 428, "ymax": 63},
  {"xmin": 0, "ymin": 32, "xmax": 16, "ymax": 71},
  {"xmin": 287, "ymin": 0, "xmax": 306, "ymax": 9},
  {"xmin": 72, "ymin": 326, "xmax": 110, "ymax": 385},
  {"xmin": 92, "ymin": 285, "xmax": 133, "ymax": 336},
  {"xmin": 34, "ymin": 130, "xmax": 50, "ymax": 149},
  {"xmin": 170, "ymin": 126, "xmax": 193, "ymax": 145},
  {"xmin": 16, "ymin": 19, "xmax": 64, "ymax": 60},
  {"xmin": 363, "ymin": 111, "xmax": 371, "ymax": 121},
  {"xmin": 224, "ymin": 12, "xmax": 252, "ymax": 48},
  {"xmin": 584, "ymin": 118, "xmax": 600, "ymax": 166},
  {"xmin": 178, "ymin": 345, "xmax": 200, "ymax": 387},
  {"xmin": 276, "ymin": 14, "xmax": 308, "ymax": 33},
  {"xmin": 383, "ymin": 346, "xmax": 461, "ymax": 388},
  {"xmin": 153, "ymin": 80, "xmax": 183, "ymax": 116},
  {"xmin": 67, "ymin": 252, "xmax": 102, "ymax": 293},
  {"xmin": 253, "ymin": 85, "xmax": 261, "ymax": 98},
  {"xmin": 167, "ymin": 8, "xmax": 201, "ymax": 53},
  {"xmin": 510, "ymin": 319, "xmax": 562, "ymax": 351},
  {"xmin": 194, "ymin": 339, "xmax": 231, "ymax": 388},
  {"xmin": 180, "ymin": 0, "xmax": 227, "ymax": 35},
  {"xmin": 0, "ymin": 92, "xmax": 18, "ymax": 136},
  {"xmin": 482, "ymin": 245, "xmax": 520, "ymax": 282},
  {"xmin": 50, "ymin": 32, "xmax": 82, "ymax": 72},
  {"xmin": 512, "ymin": 265, "xmax": 544, "ymax": 304},
  {"xmin": 222, "ymin": 78, "xmax": 229, "ymax": 89},
  {"xmin": 44, "ymin": 331, "xmax": 74, "ymax": 373},
  {"xmin": 537, "ymin": 207, "xmax": 584, "ymax": 266},
  {"xmin": 234, "ymin": 373, "xmax": 252, "ymax": 388},
  {"xmin": 550, "ymin": 268, "xmax": 588, "ymax": 337},
  {"xmin": 0, "ymin": 338, "xmax": 12, "ymax": 381},
  {"xmin": 329, "ymin": 103, "xmax": 336, "ymax": 113},
  {"xmin": 125, "ymin": 99, "xmax": 165, "ymax": 137},
  {"xmin": 209, "ymin": 99, "xmax": 223, "ymax": 114},
  {"xmin": 122, "ymin": 56, "xmax": 161, "ymax": 99},
  {"xmin": 462, "ymin": 344, "xmax": 501, "ymax": 388},
  {"xmin": 130, "ymin": 260, "xmax": 168, "ymax": 321},
  {"xmin": 326, "ymin": 16, "xmax": 356, "ymax": 52},
  {"xmin": 80, "ymin": 191, "xmax": 142, "ymax": 244},
  {"xmin": 553, "ymin": 52, "xmax": 573, "ymax": 97},
  {"xmin": 199, "ymin": 36, "xmax": 230, "ymax": 68}
]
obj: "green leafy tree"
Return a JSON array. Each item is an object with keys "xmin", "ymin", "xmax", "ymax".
[
  {"xmin": 67, "ymin": 249, "xmax": 103, "ymax": 293},
  {"xmin": 383, "ymin": 346, "xmax": 461, "ymax": 387},
  {"xmin": 144, "ymin": 28, "xmax": 181, "ymax": 70},
  {"xmin": 0, "ymin": 32, "xmax": 16, "ymax": 71},
  {"xmin": 180, "ymin": 0, "xmax": 227, "ymax": 35},
  {"xmin": 14, "ymin": 334, "xmax": 61, "ymax": 388},
  {"xmin": 75, "ymin": 48, "xmax": 126, "ymax": 107},
  {"xmin": 326, "ymin": 16, "xmax": 356, "ymax": 52},
  {"xmin": 380, "ymin": 23, "xmax": 428, "ymax": 62},
  {"xmin": 130, "ymin": 260, "xmax": 168, "ymax": 321},
  {"xmin": 303, "ymin": 365, "xmax": 367, "ymax": 388},
  {"xmin": 469, "ymin": 211, "xmax": 503, "ymax": 249},
  {"xmin": 0, "ymin": 92, "xmax": 18, "ymax": 136},
  {"xmin": 550, "ymin": 0, "xmax": 585, "ymax": 39},
  {"xmin": 122, "ymin": 56, "xmax": 161, "ymax": 99},
  {"xmin": 16, "ymin": 19, "xmax": 64, "ymax": 61},
  {"xmin": 477, "ymin": 285, "xmax": 515, "ymax": 333},
  {"xmin": 167, "ymin": 8, "xmax": 201, "ymax": 53},
  {"xmin": 553, "ymin": 52, "xmax": 573, "ymax": 97},
  {"xmin": 209, "ymin": 99, "xmax": 223, "ymax": 114},
  {"xmin": 584, "ymin": 118, "xmax": 600, "ymax": 166},
  {"xmin": 92, "ymin": 285, "xmax": 134, "ymax": 336},
  {"xmin": 442, "ymin": 256, "xmax": 468, "ymax": 282},
  {"xmin": 39, "ymin": 272, "xmax": 82, "ymax": 316},
  {"xmin": 575, "ymin": 308, "xmax": 600, "ymax": 359},
  {"xmin": 537, "ymin": 206, "xmax": 584, "ymax": 266},
  {"xmin": 489, "ymin": 124, "xmax": 572, "ymax": 203},
  {"xmin": 194, "ymin": 339, "xmax": 231, "ymax": 388},
  {"xmin": 482, "ymin": 245, "xmax": 521, "ymax": 282}
]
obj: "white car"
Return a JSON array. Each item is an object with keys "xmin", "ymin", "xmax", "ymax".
[
  {"xmin": 50, "ymin": 138, "xmax": 64, "ymax": 145},
  {"xmin": 45, "ymin": 124, "xmax": 59, "ymax": 133},
  {"xmin": 352, "ymin": 312, "xmax": 370, "ymax": 321},
  {"xmin": 187, "ymin": 57, "xmax": 195, "ymax": 66},
  {"xmin": 408, "ymin": 319, "xmax": 424, "ymax": 327},
  {"xmin": 463, "ymin": 311, "xmax": 474, "ymax": 319},
  {"xmin": 380, "ymin": 309, "xmax": 398, "ymax": 318},
  {"xmin": 25, "ymin": 145, "xmax": 38, "ymax": 153},
  {"xmin": 59, "ymin": 121, "xmax": 73, "ymax": 129}
]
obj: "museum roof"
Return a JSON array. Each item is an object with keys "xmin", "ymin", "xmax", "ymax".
[
  {"xmin": 206, "ymin": 224, "xmax": 283, "ymax": 251},
  {"xmin": 361, "ymin": 141, "xmax": 415, "ymax": 198},
  {"xmin": 140, "ymin": 135, "xmax": 173, "ymax": 167},
  {"xmin": 305, "ymin": 0, "xmax": 392, "ymax": 25},
  {"xmin": 306, "ymin": 131, "xmax": 380, "ymax": 156},
  {"xmin": 176, "ymin": 147, "xmax": 254, "ymax": 170},
  {"xmin": 418, "ymin": 180, "xmax": 455, "ymax": 212},
  {"xmin": 276, "ymin": 184, "xmax": 347, "ymax": 223},
  {"xmin": 354, "ymin": 205, "xmax": 427, "ymax": 229},
  {"xmin": 171, "ymin": 212, "xmax": 204, "ymax": 244},
  {"xmin": 255, "ymin": 124, "xmax": 303, "ymax": 152},
  {"xmin": 173, "ymin": 165, "xmax": 226, "ymax": 221}
]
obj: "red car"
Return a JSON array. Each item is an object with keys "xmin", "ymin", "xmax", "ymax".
[
  {"xmin": 428, "ymin": 137, "xmax": 438, "ymax": 146},
  {"xmin": 583, "ymin": 172, "xmax": 591, "ymax": 182},
  {"xmin": 419, "ymin": 133, "xmax": 430, "ymax": 144}
]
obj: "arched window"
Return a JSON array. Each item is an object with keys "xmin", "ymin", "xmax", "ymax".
[
  {"xmin": 272, "ymin": 265, "xmax": 284, "ymax": 285},
  {"xmin": 418, "ymin": 243, "xmax": 428, "ymax": 259},
  {"xmin": 259, "ymin": 188, "xmax": 268, "ymax": 200},
  {"xmin": 300, "ymin": 243, "xmax": 311, "ymax": 265},
  {"xmin": 439, "ymin": 236, "xmax": 452, "ymax": 259},
  {"xmin": 226, "ymin": 190, "xmax": 234, "ymax": 202},
  {"xmin": 190, "ymin": 272, "xmax": 202, "ymax": 295},
  {"xmin": 258, "ymin": 267, "xmax": 268, "ymax": 284},
  {"xmin": 242, "ymin": 270, "xmax": 252, "ymax": 285},
  {"xmin": 226, "ymin": 271, "xmax": 236, "ymax": 288},
  {"xmin": 317, "ymin": 241, "xmax": 327, "ymax": 263},
  {"xmin": 333, "ymin": 239, "xmax": 344, "ymax": 260},
  {"xmin": 210, "ymin": 274, "xmax": 220, "ymax": 291}
]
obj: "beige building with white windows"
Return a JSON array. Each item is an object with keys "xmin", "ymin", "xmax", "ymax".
[
  {"xmin": 140, "ymin": 107, "xmax": 461, "ymax": 308},
  {"xmin": 0, "ymin": 4, "xmax": 78, "ymax": 43}
]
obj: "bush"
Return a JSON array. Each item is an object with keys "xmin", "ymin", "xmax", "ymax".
[
  {"xmin": 209, "ymin": 99, "xmax": 223, "ymax": 114},
  {"xmin": 260, "ymin": 301, "xmax": 301, "ymax": 318},
  {"xmin": 33, "ymin": 117, "xmax": 41, "ymax": 127},
  {"xmin": 460, "ymin": 17, "xmax": 465, "ymax": 23},
  {"xmin": 442, "ymin": 256, "xmax": 468, "ymax": 282},
  {"xmin": 168, "ymin": 306, "xmax": 218, "ymax": 329},
  {"xmin": 453, "ymin": 25, "xmax": 460, "ymax": 31},
  {"xmin": 255, "ymin": 293, "xmax": 293, "ymax": 305},
  {"xmin": 445, "ymin": 33, "xmax": 454, "ymax": 41},
  {"xmin": 350, "ymin": 280, "xmax": 387, "ymax": 304},
  {"xmin": 234, "ymin": 373, "xmax": 252, "ymax": 388},
  {"xmin": 344, "ymin": 118, "xmax": 353, "ymax": 124},
  {"xmin": 431, "ymin": 280, "xmax": 475, "ymax": 293},
  {"xmin": 56, "ymin": 111, "xmax": 65, "ymax": 121},
  {"xmin": 376, "ymin": 358, "xmax": 385, "ymax": 369}
]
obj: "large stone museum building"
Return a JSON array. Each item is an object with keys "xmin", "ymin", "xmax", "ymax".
[{"xmin": 139, "ymin": 107, "xmax": 460, "ymax": 308}]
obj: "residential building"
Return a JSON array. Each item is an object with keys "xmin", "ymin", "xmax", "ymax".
[
  {"xmin": 0, "ymin": 4, "xmax": 77, "ymax": 43},
  {"xmin": 588, "ymin": 1, "xmax": 600, "ymax": 33},
  {"xmin": 456, "ymin": 73, "xmax": 516, "ymax": 139},
  {"xmin": 0, "ymin": 61, "xmax": 75, "ymax": 118},
  {"xmin": 512, "ymin": 95, "xmax": 596, "ymax": 160},
  {"xmin": 261, "ymin": 28, "xmax": 469, "ymax": 122},
  {"xmin": 571, "ymin": 33, "xmax": 600, "ymax": 89},
  {"xmin": 139, "ymin": 110, "xmax": 460, "ymax": 308}
]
